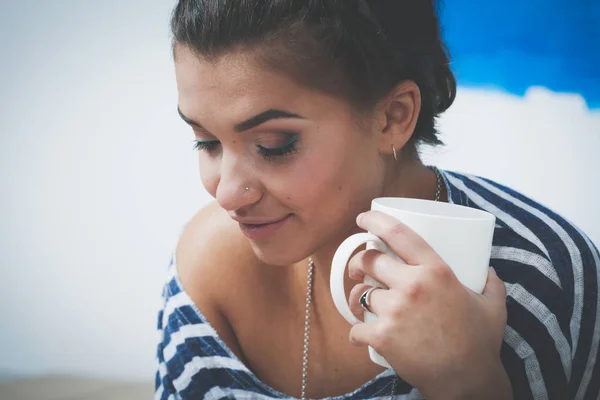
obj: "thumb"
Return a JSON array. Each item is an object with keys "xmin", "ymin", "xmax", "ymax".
[{"xmin": 482, "ymin": 267, "xmax": 507, "ymax": 302}]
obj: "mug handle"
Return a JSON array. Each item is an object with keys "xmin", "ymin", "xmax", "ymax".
[{"xmin": 330, "ymin": 232, "xmax": 388, "ymax": 325}]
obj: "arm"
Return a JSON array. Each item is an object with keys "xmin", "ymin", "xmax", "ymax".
[{"xmin": 498, "ymin": 236, "xmax": 600, "ymax": 400}]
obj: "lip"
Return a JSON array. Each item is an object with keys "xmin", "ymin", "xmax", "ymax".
[{"xmin": 235, "ymin": 214, "xmax": 292, "ymax": 240}]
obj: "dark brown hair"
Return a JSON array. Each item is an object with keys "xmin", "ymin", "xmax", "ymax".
[{"xmin": 171, "ymin": 0, "xmax": 456, "ymax": 147}]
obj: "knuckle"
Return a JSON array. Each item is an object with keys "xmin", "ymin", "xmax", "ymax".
[
  {"xmin": 370, "ymin": 323, "xmax": 392, "ymax": 351},
  {"xmin": 429, "ymin": 262, "xmax": 454, "ymax": 282},
  {"xmin": 388, "ymin": 222, "xmax": 408, "ymax": 237},
  {"xmin": 403, "ymin": 280, "xmax": 424, "ymax": 302},
  {"xmin": 387, "ymin": 295, "xmax": 406, "ymax": 318}
]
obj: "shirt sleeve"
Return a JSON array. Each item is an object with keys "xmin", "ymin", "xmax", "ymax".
[
  {"xmin": 155, "ymin": 254, "xmax": 181, "ymax": 400},
  {"xmin": 153, "ymin": 252, "xmax": 263, "ymax": 400},
  {"xmin": 498, "ymin": 236, "xmax": 600, "ymax": 400}
]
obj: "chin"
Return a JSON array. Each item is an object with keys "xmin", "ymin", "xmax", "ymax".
[{"xmin": 248, "ymin": 240, "xmax": 308, "ymax": 267}]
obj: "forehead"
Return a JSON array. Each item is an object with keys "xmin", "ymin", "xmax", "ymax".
[{"xmin": 174, "ymin": 46, "xmax": 352, "ymax": 126}]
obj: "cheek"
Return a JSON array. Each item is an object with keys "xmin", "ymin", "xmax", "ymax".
[
  {"xmin": 287, "ymin": 140, "xmax": 382, "ymax": 216},
  {"xmin": 315, "ymin": 131, "xmax": 382, "ymax": 195}
]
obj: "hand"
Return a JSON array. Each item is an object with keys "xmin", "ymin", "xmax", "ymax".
[{"xmin": 347, "ymin": 211, "xmax": 512, "ymax": 399}]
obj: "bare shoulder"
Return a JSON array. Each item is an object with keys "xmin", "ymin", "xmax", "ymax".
[
  {"xmin": 176, "ymin": 201, "xmax": 258, "ymax": 308},
  {"xmin": 175, "ymin": 201, "xmax": 259, "ymax": 360}
]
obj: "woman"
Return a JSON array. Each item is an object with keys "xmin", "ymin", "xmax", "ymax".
[{"xmin": 155, "ymin": 1, "xmax": 600, "ymax": 399}]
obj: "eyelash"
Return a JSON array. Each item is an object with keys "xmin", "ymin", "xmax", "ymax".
[{"xmin": 192, "ymin": 134, "xmax": 299, "ymax": 161}]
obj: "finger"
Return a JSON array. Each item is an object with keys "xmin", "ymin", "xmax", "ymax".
[
  {"xmin": 348, "ymin": 283, "xmax": 371, "ymax": 321},
  {"xmin": 349, "ymin": 321, "xmax": 379, "ymax": 347},
  {"xmin": 348, "ymin": 284, "xmax": 389, "ymax": 317},
  {"xmin": 357, "ymin": 210, "xmax": 441, "ymax": 266},
  {"xmin": 348, "ymin": 248, "xmax": 407, "ymax": 288},
  {"xmin": 482, "ymin": 267, "xmax": 507, "ymax": 304}
]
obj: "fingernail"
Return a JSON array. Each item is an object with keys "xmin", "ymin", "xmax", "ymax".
[
  {"xmin": 356, "ymin": 212, "xmax": 365, "ymax": 224},
  {"xmin": 489, "ymin": 266, "xmax": 496, "ymax": 274}
]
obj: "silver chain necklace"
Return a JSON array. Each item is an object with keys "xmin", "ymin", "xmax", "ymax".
[{"xmin": 300, "ymin": 166, "xmax": 442, "ymax": 400}]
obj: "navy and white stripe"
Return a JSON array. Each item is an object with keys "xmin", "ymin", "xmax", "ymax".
[
  {"xmin": 444, "ymin": 171, "xmax": 599, "ymax": 400},
  {"xmin": 156, "ymin": 170, "xmax": 600, "ymax": 400}
]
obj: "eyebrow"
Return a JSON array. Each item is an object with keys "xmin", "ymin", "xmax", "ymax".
[{"xmin": 177, "ymin": 107, "xmax": 304, "ymax": 132}]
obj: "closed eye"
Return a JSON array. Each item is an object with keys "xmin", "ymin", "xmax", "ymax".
[
  {"xmin": 192, "ymin": 134, "xmax": 299, "ymax": 162},
  {"xmin": 256, "ymin": 134, "xmax": 298, "ymax": 161},
  {"xmin": 193, "ymin": 140, "xmax": 220, "ymax": 152}
]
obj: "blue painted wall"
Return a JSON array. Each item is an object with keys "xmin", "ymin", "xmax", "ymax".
[{"xmin": 439, "ymin": 0, "xmax": 600, "ymax": 107}]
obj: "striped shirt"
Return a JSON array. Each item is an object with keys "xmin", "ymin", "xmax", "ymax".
[{"xmin": 155, "ymin": 169, "xmax": 600, "ymax": 399}]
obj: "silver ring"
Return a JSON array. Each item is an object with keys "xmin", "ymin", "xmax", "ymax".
[{"xmin": 359, "ymin": 287, "xmax": 378, "ymax": 313}]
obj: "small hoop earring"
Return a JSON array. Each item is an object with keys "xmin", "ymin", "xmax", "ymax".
[{"xmin": 391, "ymin": 145, "xmax": 398, "ymax": 162}]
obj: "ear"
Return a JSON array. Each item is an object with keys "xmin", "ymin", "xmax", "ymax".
[{"xmin": 375, "ymin": 81, "xmax": 421, "ymax": 156}]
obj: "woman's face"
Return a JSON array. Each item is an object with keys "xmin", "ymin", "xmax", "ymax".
[{"xmin": 175, "ymin": 46, "xmax": 387, "ymax": 265}]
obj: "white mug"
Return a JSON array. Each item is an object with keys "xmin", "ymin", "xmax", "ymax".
[{"xmin": 330, "ymin": 197, "xmax": 496, "ymax": 368}]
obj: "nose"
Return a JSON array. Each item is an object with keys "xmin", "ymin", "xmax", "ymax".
[{"xmin": 215, "ymin": 153, "xmax": 262, "ymax": 212}]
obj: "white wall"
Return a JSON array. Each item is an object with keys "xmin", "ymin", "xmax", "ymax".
[{"xmin": 1, "ymin": 1, "xmax": 598, "ymax": 382}]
